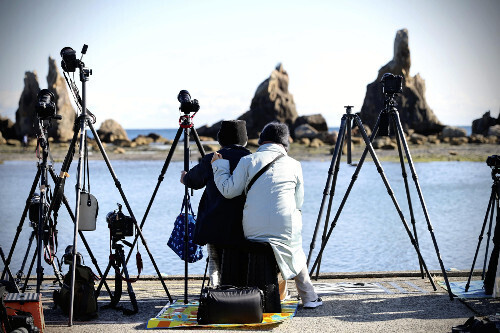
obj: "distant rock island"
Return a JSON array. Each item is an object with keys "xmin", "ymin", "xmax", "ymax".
[
  {"xmin": 359, "ymin": 28, "xmax": 444, "ymax": 135},
  {"xmin": 1, "ymin": 28, "xmax": 498, "ymax": 148},
  {"xmin": 197, "ymin": 29, "xmax": 447, "ymax": 141},
  {"xmin": 4, "ymin": 57, "xmax": 76, "ymax": 142}
]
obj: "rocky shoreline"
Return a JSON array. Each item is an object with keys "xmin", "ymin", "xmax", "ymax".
[{"xmin": 0, "ymin": 139, "xmax": 497, "ymax": 163}]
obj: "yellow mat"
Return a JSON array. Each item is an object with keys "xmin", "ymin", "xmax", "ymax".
[{"xmin": 147, "ymin": 299, "xmax": 299, "ymax": 329}]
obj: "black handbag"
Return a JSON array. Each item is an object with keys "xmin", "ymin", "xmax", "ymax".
[{"xmin": 197, "ymin": 285, "xmax": 264, "ymax": 324}]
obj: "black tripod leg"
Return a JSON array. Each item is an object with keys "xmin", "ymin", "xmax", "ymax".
[
  {"xmin": 392, "ymin": 117, "xmax": 424, "ymax": 278},
  {"xmin": 0, "ymin": 247, "xmax": 20, "ymax": 292},
  {"xmin": 391, "ymin": 112, "xmax": 451, "ymax": 298},
  {"xmin": 484, "ymin": 195, "xmax": 500, "ymax": 295},
  {"xmin": 315, "ymin": 119, "xmax": 348, "ymax": 279},
  {"xmin": 45, "ymin": 120, "xmax": 79, "ymax": 227},
  {"xmin": 95, "ymin": 260, "xmax": 113, "ymax": 298},
  {"xmin": 191, "ymin": 127, "xmax": 206, "ymax": 157},
  {"xmin": 482, "ymin": 194, "xmax": 496, "ymax": 280},
  {"xmin": 306, "ymin": 116, "xmax": 347, "ymax": 267},
  {"xmin": 1, "ymin": 168, "xmax": 41, "ymax": 280},
  {"xmin": 183, "ymin": 128, "xmax": 190, "ymax": 304},
  {"xmin": 21, "ymin": 245, "xmax": 39, "ymax": 293},
  {"xmin": 465, "ymin": 189, "xmax": 495, "ymax": 291},
  {"xmin": 118, "ymin": 250, "xmax": 138, "ymax": 314},
  {"xmin": 48, "ymin": 167, "xmax": 113, "ymax": 298},
  {"xmin": 346, "ymin": 116, "xmax": 352, "ymax": 165},
  {"xmin": 310, "ymin": 113, "xmax": 383, "ymax": 276},
  {"xmin": 16, "ymin": 231, "xmax": 35, "ymax": 281},
  {"xmin": 87, "ymin": 121, "xmax": 173, "ymax": 303},
  {"xmin": 124, "ymin": 127, "xmax": 183, "ymax": 265}
]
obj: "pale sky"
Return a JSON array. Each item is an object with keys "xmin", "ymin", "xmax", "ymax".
[{"xmin": 0, "ymin": 0, "xmax": 498, "ymax": 129}]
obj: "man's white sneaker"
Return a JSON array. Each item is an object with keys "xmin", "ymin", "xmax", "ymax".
[{"xmin": 303, "ymin": 297, "xmax": 323, "ymax": 309}]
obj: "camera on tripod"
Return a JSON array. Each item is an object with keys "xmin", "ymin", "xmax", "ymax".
[
  {"xmin": 35, "ymin": 89, "xmax": 59, "ymax": 120},
  {"xmin": 106, "ymin": 203, "xmax": 134, "ymax": 240},
  {"xmin": 28, "ymin": 193, "xmax": 48, "ymax": 226},
  {"xmin": 177, "ymin": 90, "xmax": 200, "ymax": 114},
  {"xmin": 381, "ymin": 73, "xmax": 403, "ymax": 95},
  {"xmin": 487, "ymin": 155, "xmax": 500, "ymax": 170},
  {"xmin": 62, "ymin": 245, "xmax": 83, "ymax": 266},
  {"xmin": 60, "ymin": 47, "xmax": 79, "ymax": 73}
]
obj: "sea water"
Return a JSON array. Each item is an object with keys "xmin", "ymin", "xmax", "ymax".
[{"xmin": 0, "ymin": 158, "xmax": 490, "ymax": 277}]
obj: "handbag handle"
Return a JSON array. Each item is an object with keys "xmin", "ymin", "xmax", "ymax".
[{"xmin": 180, "ymin": 197, "xmax": 195, "ymax": 216}]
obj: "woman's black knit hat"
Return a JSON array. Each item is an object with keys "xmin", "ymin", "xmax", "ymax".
[
  {"xmin": 217, "ymin": 120, "xmax": 248, "ymax": 147},
  {"xmin": 258, "ymin": 122, "xmax": 290, "ymax": 151}
]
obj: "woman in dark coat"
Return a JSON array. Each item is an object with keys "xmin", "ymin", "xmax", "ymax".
[{"xmin": 180, "ymin": 120, "xmax": 250, "ymax": 286}]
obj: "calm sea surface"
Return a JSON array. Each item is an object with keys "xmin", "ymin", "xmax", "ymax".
[
  {"xmin": 123, "ymin": 126, "xmax": 472, "ymax": 141},
  {"xmin": 0, "ymin": 156, "xmax": 491, "ymax": 277}
]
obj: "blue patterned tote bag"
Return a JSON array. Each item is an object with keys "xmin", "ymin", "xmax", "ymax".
[{"xmin": 167, "ymin": 199, "xmax": 203, "ymax": 263}]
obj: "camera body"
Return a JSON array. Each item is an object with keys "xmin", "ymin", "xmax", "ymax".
[
  {"xmin": 487, "ymin": 155, "xmax": 500, "ymax": 169},
  {"xmin": 36, "ymin": 89, "xmax": 57, "ymax": 120},
  {"xmin": 381, "ymin": 73, "xmax": 403, "ymax": 95},
  {"xmin": 60, "ymin": 47, "xmax": 78, "ymax": 72},
  {"xmin": 106, "ymin": 204, "xmax": 134, "ymax": 239},
  {"xmin": 28, "ymin": 193, "xmax": 48, "ymax": 226},
  {"xmin": 177, "ymin": 90, "xmax": 200, "ymax": 114},
  {"xmin": 62, "ymin": 245, "xmax": 83, "ymax": 266},
  {"xmin": 8, "ymin": 314, "xmax": 39, "ymax": 333}
]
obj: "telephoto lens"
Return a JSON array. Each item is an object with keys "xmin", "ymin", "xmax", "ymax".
[
  {"xmin": 177, "ymin": 90, "xmax": 200, "ymax": 114},
  {"xmin": 177, "ymin": 90, "xmax": 191, "ymax": 103},
  {"xmin": 60, "ymin": 47, "xmax": 78, "ymax": 72}
]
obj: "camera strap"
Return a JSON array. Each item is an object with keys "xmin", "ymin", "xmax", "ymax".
[{"xmin": 83, "ymin": 138, "xmax": 91, "ymax": 194}]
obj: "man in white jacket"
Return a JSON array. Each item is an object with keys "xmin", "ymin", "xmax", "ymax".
[{"xmin": 211, "ymin": 122, "xmax": 322, "ymax": 309}]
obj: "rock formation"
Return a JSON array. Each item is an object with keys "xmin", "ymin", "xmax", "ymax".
[
  {"xmin": 14, "ymin": 71, "xmax": 40, "ymax": 138},
  {"xmin": 359, "ymin": 29, "xmax": 444, "ymax": 135},
  {"xmin": 441, "ymin": 126, "xmax": 467, "ymax": 138},
  {"xmin": 293, "ymin": 114, "xmax": 328, "ymax": 133},
  {"xmin": 13, "ymin": 58, "xmax": 77, "ymax": 142},
  {"xmin": 472, "ymin": 111, "xmax": 499, "ymax": 135},
  {"xmin": 46, "ymin": 57, "xmax": 76, "ymax": 141},
  {"xmin": 294, "ymin": 124, "xmax": 319, "ymax": 140},
  {"xmin": 97, "ymin": 119, "xmax": 129, "ymax": 143},
  {"xmin": 238, "ymin": 63, "xmax": 298, "ymax": 138},
  {"xmin": 0, "ymin": 115, "xmax": 16, "ymax": 140},
  {"xmin": 197, "ymin": 64, "xmax": 299, "ymax": 140}
]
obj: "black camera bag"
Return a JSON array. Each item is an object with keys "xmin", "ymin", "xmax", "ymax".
[
  {"xmin": 197, "ymin": 285, "xmax": 263, "ymax": 324},
  {"xmin": 53, "ymin": 264, "xmax": 98, "ymax": 320}
]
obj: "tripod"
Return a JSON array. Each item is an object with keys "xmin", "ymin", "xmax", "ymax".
[
  {"xmin": 96, "ymin": 236, "xmax": 138, "ymax": 315},
  {"xmin": 124, "ymin": 90, "xmax": 206, "ymax": 304},
  {"xmin": 0, "ymin": 118, "xmax": 66, "ymax": 293},
  {"xmin": 465, "ymin": 166, "xmax": 500, "ymax": 293},
  {"xmin": 306, "ymin": 94, "xmax": 454, "ymax": 300},
  {"xmin": 53, "ymin": 45, "xmax": 172, "ymax": 325}
]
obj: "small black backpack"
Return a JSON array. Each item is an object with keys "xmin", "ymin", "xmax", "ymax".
[{"xmin": 53, "ymin": 265, "xmax": 98, "ymax": 320}]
